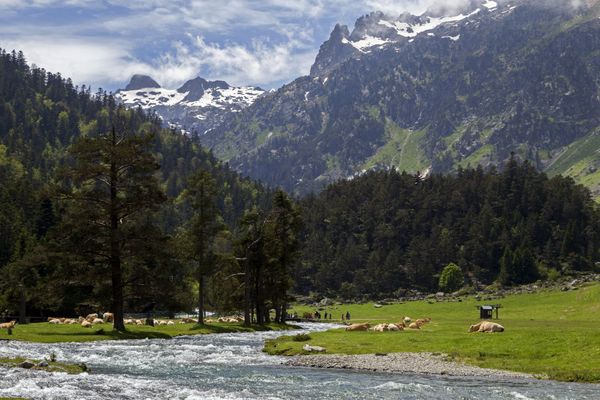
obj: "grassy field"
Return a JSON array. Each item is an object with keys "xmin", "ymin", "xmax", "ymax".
[
  {"xmin": 0, "ymin": 322, "xmax": 295, "ymax": 343},
  {"xmin": 266, "ymin": 283, "xmax": 600, "ymax": 382}
]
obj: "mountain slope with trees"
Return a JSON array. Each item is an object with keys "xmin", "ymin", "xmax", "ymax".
[{"xmin": 202, "ymin": 0, "xmax": 600, "ymax": 196}]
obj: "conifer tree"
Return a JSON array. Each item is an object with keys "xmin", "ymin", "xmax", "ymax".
[{"xmin": 59, "ymin": 124, "xmax": 166, "ymax": 331}]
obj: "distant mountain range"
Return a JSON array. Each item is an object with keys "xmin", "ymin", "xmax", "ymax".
[
  {"xmin": 120, "ymin": 0, "xmax": 600, "ymax": 197},
  {"xmin": 116, "ymin": 75, "xmax": 264, "ymax": 135}
]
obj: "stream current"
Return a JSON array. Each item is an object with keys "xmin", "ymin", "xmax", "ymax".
[{"xmin": 0, "ymin": 323, "xmax": 598, "ymax": 399}]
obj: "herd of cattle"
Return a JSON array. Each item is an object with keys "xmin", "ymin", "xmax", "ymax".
[
  {"xmin": 1, "ymin": 313, "xmax": 505, "ymax": 333},
  {"xmin": 345, "ymin": 317, "xmax": 505, "ymax": 333},
  {"xmin": 42, "ymin": 314, "xmax": 245, "ymax": 328}
]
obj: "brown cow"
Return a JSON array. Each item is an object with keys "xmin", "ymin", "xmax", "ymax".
[
  {"xmin": 103, "ymin": 312, "xmax": 114, "ymax": 323},
  {"xmin": 408, "ymin": 322, "xmax": 420, "ymax": 329},
  {"xmin": 0, "ymin": 320, "xmax": 16, "ymax": 330},
  {"xmin": 469, "ymin": 321, "xmax": 504, "ymax": 333},
  {"xmin": 345, "ymin": 323, "xmax": 370, "ymax": 331}
]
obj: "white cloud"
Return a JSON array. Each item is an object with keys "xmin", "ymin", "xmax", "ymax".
[
  {"xmin": 0, "ymin": 36, "xmax": 147, "ymax": 88},
  {"xmin": 0, "ymin": 0, "xmax": 591, "ymax": 91}
]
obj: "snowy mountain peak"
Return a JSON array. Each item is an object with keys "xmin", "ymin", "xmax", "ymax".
[
  {"xmin": 311, "ymin": 0, "xmax": 508, "ymax": 75},
  {"xmin": 125, "ymin": 74, "xmax": 161, "ymax": 91},
  {"xmin": 116, "ymin": 76, "xmax": 265, "ymax": 134}
]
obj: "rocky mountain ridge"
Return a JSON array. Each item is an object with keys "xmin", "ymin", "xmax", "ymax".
[
  {"xmin": 116, "ymin": 75, "xmax": 264, "ymax": 135},
  {"xmin": 201, "ymin": 0, "xmax": 600, "ymax": 196}
]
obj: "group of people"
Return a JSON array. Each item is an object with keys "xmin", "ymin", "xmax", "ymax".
[{"xmin": 315, "ymin": 310, "xmax": 351, "ymax": 321}]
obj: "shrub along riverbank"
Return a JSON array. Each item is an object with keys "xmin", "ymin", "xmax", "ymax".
[
  {"xmin": 0, "ymin": 322, "xmax": 296, "ymax": 344},
  {"xmin": 265, "ymin": 283, "xmax": 600, "ymax": 383}
]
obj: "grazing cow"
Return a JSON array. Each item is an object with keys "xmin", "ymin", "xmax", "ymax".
[
  {"xmin": 92, "ymin": 318, "xmax": 104, "ymax": 325},
  {"xmin": 81, "ymin": 320, "xmax": 92, "ymax": 328},
  {"xmin": 103, "ymin": 312, "xmax": 114, "ymax": 323},
  {"xmin": 345, "ymin": 323, "xmax": 370, "ymax": 331},
  {"xmin": 469, "ymin": 321, "xmax": 505, "ymax": 333},
  {"xmin": 0, "ymin": 320, "xmax": 16, "ymax": 330}
]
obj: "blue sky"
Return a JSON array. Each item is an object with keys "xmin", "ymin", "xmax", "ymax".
[{"xmin": 0, "ymin": 0, "xmax": 447, "ymax": 91}]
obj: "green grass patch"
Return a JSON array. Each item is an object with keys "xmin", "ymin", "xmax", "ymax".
[
  {"xmin": 545, "ymin": 131, "xmax": 600, "ymax": 177},
  {"xmin": 0, "ymin": 357, "xmax": 87, "ymax": 374},
  {"xmin": 457, "ymin": 144, "xmax": 494, "ymax": 168},
  {"xmin": 0, "ymin": 322, "xmax": 296, "ymax": 344},
  {"xmin": 363, "ymin": 119, "xmax": 428, "ymax": 173},
  {"xmin": 268, "ymin": 284, "xmax": 600, "ymax": 382}
]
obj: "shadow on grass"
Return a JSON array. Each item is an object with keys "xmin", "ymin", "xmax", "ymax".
[
  {"xmin": 188, "ymin": 323, "xmax": 297, "ymax": 334},
  {"xmin": 19, "ymin": 329, "xmax": 171, "ymax": 340}
]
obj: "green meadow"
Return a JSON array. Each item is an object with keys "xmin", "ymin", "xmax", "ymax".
[
  {"xmin": 0, "ymin": 322, "xmax": 294, "ymax": 344},
  {"xmin": 266, "ymin": 283, "xmax": 600, "ymax": 382}
]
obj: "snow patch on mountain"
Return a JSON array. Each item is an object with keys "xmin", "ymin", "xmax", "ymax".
[
  {"xmin": 118, "ymin": 84, "xmax": 263, "ymax": 111},
  {"xmin": 118, "ymin": 88, "xmax": 188, "ymax": 108},
  {"xmin": 376, "ymin": 8, "xmax": 480, "ymax": 39},
  {"xmin": 116, "ymin": 76, "xmax": 265, "ymax": 135}
]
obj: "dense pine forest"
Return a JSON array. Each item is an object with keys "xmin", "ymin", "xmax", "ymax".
[
  {"xmin": 296, "ymin": 163, "xmax": 600, "ymax": 298},
  {"xmin": 0, "ymin": 49, "xmax": 294, "ymax": 326},
  {"xmin": 1, "ymin": 48, "xmax": 600, "ymax": 324}
]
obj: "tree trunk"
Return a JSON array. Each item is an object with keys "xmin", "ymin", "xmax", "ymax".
[
  {"xmin": 110, "ymin": 127, "xmax": 125, "ymax": 332},
  {"xmin": 243, "ymin": 258, "xmax": 251, "ymax": 326},
  {"xmin": 280, "ymin": 303, "xmax": 287, "ymax": 323},
  {"xmin": 274, "ymin": 303, "xmax": 281, "ymax": 323},
  {"xmin": 197, "ymin": 274, "xmax": 204, "ymax": 324},
  {"xmin": 18, "ymin": 285, "xmax": 26, "ymax": 325}
]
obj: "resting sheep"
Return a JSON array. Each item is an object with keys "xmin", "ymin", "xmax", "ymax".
[
  {"xmin": 81, "ymin": 320, "xmax": 92, "ymax": 328},
  {"xmin": 92, "ymin": 318, "xmax": 104, "ymax": 325}
]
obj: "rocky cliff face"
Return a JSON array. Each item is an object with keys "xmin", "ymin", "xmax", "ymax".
[{"xmin": 202, "ymin": 0, "xmax": 600, "ymax": 196}]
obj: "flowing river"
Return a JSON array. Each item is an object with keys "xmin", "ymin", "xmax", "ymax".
[{"xmin": 0, "ymin": 323, "xmax": 597, "ymax": 399}]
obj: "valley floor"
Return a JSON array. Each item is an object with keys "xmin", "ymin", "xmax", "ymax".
[{"xmin": 265, "ymin": 282, "xmax": 600, "ymax": 383}]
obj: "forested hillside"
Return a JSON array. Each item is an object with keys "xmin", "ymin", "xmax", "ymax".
[
  {"xmin": 296, "ymin": 160, "xmax": 600, "ymax": 298},
  {"xmin": 0, "ymin": 49, "xmax": 278, "ymax": 320}
]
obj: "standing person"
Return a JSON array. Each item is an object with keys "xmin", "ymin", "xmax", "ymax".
[
  {"xmin": 341, "ymin": 314, "xmax": 345, "ymax": 321},
  {"xmin": 346, "ymin": 311, "xmax": 351, "ymax": 320}
]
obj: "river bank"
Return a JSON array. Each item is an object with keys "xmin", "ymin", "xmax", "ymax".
[
  {"xmin": 267, "ymin": 283, "xmax": 600, "ymax": 382},
  {"xmin": 287, "ymin": 352, "xmax": 535, "ymax": 380}
]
